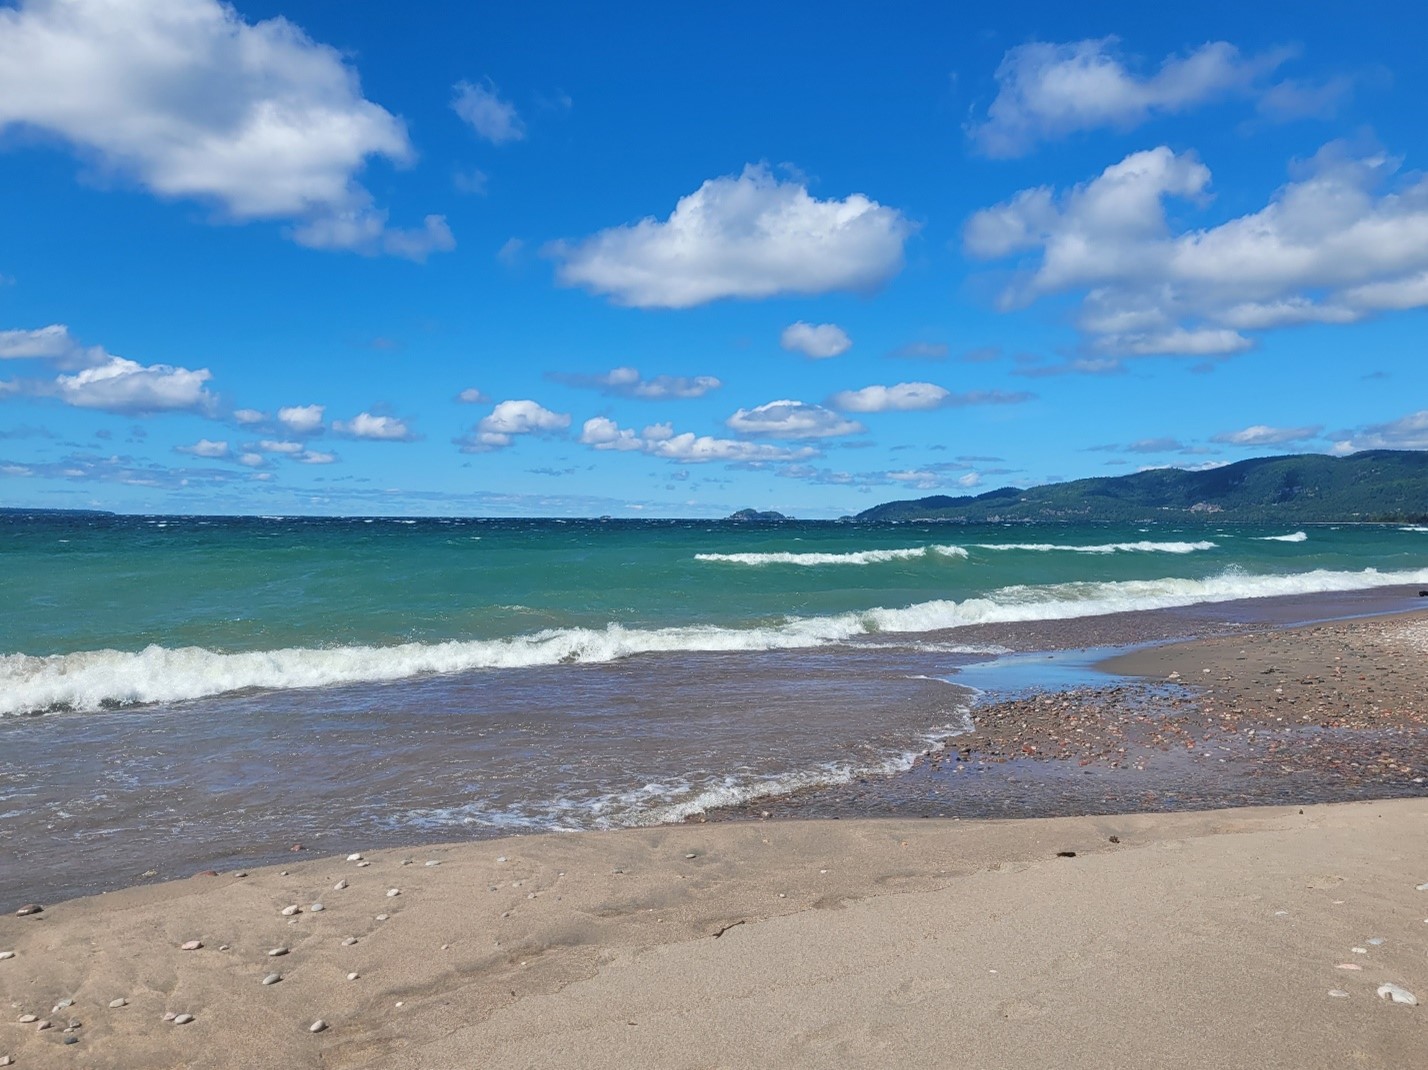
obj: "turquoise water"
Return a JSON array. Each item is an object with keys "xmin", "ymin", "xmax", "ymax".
[{"xmin": 3, "ymin": 513, "xmax": 1428, "ymax": 902}]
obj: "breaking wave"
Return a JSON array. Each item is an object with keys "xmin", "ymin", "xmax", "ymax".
[
  {"xmin": 695, "ymin": 545, "xmax": 969, "ymax": 566},
  {"xmin": 6, "ymin": 566, "xmax": 1428, "ymax": 717},
  {"xmin": 975, "ymin": 540, "xmax": 1217, "ymax": 554},
  {"xmin": 1257, "ymin": 531, "xmax": 1309, "ymax": 542}
]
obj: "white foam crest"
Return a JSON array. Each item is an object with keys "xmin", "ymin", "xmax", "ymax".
[
  {"xmin": 8, "ymin": 566, "xmax": 1428, "ymax": 717},
  {"xmin": 975, "ymin": 539, "xmax": 1217, "ymax": 554},
  {"xmin": 695, "ymin": 545, "xmax": 968, "ymax": 566},
  {"xmin": 1257, "ymin": 531, "xmax": 1309, "ymax": 542},
  {"xmin": 1399, "ymin": 526, "xmax": 1428, "ymax": 533}
]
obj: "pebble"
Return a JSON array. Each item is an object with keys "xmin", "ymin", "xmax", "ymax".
[
  {"xmin": 180, "ymin": 940, "xmax": 203, "ymax": 951},
  {"xmin": 333, "ymin": 880, "xmax": 348, "ymax": 891},
  {"xmin": 1416, "ymin": 882, "xmax": 1428, "ymax": 892},
  {"xmin": 268, "ymin": 948, "xmax": 289, "ymax": 957},
  {"xmin": 347, "ymin": 972, "xmax": 359, "ymax": 981},
  {"xmin": 1377, "ymin": 983, "xmax": 1418, "ymax": 1006},
  {"xmin": 341, "ymin": 937, "xmax": 358, "ymax": 946},
  {"xmin": 1350, "ymin": 946, "xmax": 1368, "ymax": 954},
  {"xmin": 309, "ymin": 1020, "xmax": 327, "ymax": 1033},
  {"xmin": 262, "ymin": 973, "xmax": 282, "ymax": 986},
  {"xmin": 162, "ymin": 1012, "xmax": 176, "ymax": 1022},
  {"xmin": 63, "ymin": 1036, "xmax": 78, "ymax": 1045},
  {"xmin": 375, "ymin": 913, "xmax": 389, "ymax": 922},
  {"xmin": 1328, "ymin": 989, "xmax": 1349, "ymax": 998},
  {"xmin": 347, "ymin": 853, "xmax": 363, "ymax": 862},
  {"xmin": 53, "ymin": 1000, "xmax": 72, "ymax": 1010},
  {"xmin": 400, "ymin": 860, "xmax": 412, "ymax": 867},
  {"xmin": 0, "ymin": 1054, "xmax": 12, "ymax": 1065},
  {"xmin": 496, "ymin": 856, "xmax": 507, "ymax": 863},
  {"xmin": 685, "ymin": 853, "xmax": 697, "ymax": 860},
  {"xmin": 386, "ymin": 888, "xmax": 401, "ymax": 897},
  {"xmin": 35, "ymin": 1021, "xmax": 50, "ymax": 1032},
  {"xmin": 1367, "ymin": 937, "xmax": 1385, "ymax": 945},
  {"xmin": 356, "ymin": 861, "xmax": 371, "ymax": 868},
  {"xmin": 172, "ymin": 1014, "xmax": 194, "ymax": 1025},
  {"xmin": 234, "ymin": 871, "xmax": 248, "ymax": 878},
  {"xmin": 309, "ymin": 903, "xmax": 325, "ymax": 912},
  {"xmin": 18, "ymin": 1015, "xmax": 37, "ymax": 1024},
  {"xmin": 14, "ymin": 904, "xmax": 42, "ymax": 917},
  {"xmin": 424, "ymin": 860, "xmax": 441, "ymax": 867},
  {"xmin": 108, "ymin": 999, "xmax": 127, "ymax": 1009},
  {"xmin": 1336, "ymin": 963, "xmax": 1363, "ymax": 970},
  {"xmin": 281, "ymin": 905, "xmax": 301, "ymax": 916},
  {"xmin": 0, "ymin": 952, "xmax": 12, "ymax": 960}
]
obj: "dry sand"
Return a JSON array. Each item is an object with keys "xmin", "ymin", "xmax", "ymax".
[{"xmin": 3, "ymin": 801, "xmax": 1426, "ymax": 1069}]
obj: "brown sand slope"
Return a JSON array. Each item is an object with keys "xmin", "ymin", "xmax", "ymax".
[{"xmin": 2, "ymin": 800, "xmax": 1425, "ymax": 1069}]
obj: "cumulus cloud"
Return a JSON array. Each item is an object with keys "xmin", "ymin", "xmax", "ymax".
[
  {"xmin": 830, "ymin": 382, "xmax": 1033, "ymax": 413},
  {"xmin": 580, "ymin": 417, "xmax": 817, "ymax": 464},
  {"xmin": 549, "ymin": 366, "xmax": 721, "ymax": 399},
  {"xmin": 456, "ymin": 388, "xmax": 488, "ymax": 404},
  {"xmin": 551, "ymin": 164, "xmax": 913, "ymax": 308},
  {"xmin": 297, "ymin": 450, "xmax": 336, "ymax": 464},
  {"xmin": 725, "ymin": 401, "xmax": 863, "ymax": 439},
  {"xmin": 452, "ymin": 80, "xmax": 524, "ymax": 144},
  {"xmin": 333, "ymin": 412, "xmax": 416, "ymax": 441},
  {"xmin": 233, "ymin": 408, "xmax": 266, "ymax": 425},
  {"xmin": 780, "ymin": 322, "xmax": 852, "ymax": 359},
  {"xmin": 969, "ymin": 38, "xmax": 1290, "ymax": 157},
  {"xmin": 277, "ymin": 404, "xmax": 325, "ymax": 435},
  {"xmin": 1330, "ymin": 410, "xmax": 1428, "ymax": 453},
  {"xmin": 0, "ymin": 324, "xmax": 219, "ymax": 416},
  {"xmin": 0, "ymin": 0, "xmax": 447, "ymax": 257},
  {"xmin": 1212, "ymin": 424, "xmax": 1323, "ymax": 446},
  {"xmin": 460, "ymin": 399, "xmax": 570, "ymax": 451},
  {"xmin": 258, "ymin": 440, "xmax": 305, "ymax": 455},
  {"xmin": 965, "ymin": 142, "xmax": 1428, "ymax": 356},
  {"xmin": 176, "ymin": 438, "xmax": 230, "ymax": 459}
]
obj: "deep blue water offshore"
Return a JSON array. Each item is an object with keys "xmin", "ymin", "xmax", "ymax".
[{"xmin": 4, "ymin": 513, "xmax": 1428, "ymax": 902}]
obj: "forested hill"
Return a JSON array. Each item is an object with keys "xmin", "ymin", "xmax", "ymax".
[{"xmin": 856, "ymin": 450, "xmax": 1428, "ymax": 523}]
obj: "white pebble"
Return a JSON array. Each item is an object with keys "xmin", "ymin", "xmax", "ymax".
[
  {"xmin": 1328, "ymin": 989, "xmax": 1349, "ymax": 998},
  {"xmin": 262, "ymin": 973, "xmax": 282, "ymax": 986},
  {"xmin": 0, "ymin": 952, "xmax": 13, "ymax": 960},
  {"xmin": 18, "ymin": 1015, "xmax": 37, "ymax": 1024},
  {"xmin": 375, "ymin": 913, "xmax": 389, "ymax": 922},
  {"xmin": 180, "ymin": 940, "xmax": 203, "ymax": 950},
  {"xmin": 310, "ymin": 903, "xmax": 324, "ymax": 912},
  {"xmin": 109, "ymin": 998, "xmax": 127, "ymax": 1009},
  {"xmin": 1351, "ymin": 946, "xmax": 1368, "ymax": 954},
  {"xmin": 424, "ymin": 860, "xmax": 441, "ymax": 867},
  {"xmin": 333, "ymin": 880, "xmax": 348, "ymax": 891},
  {"xmin": 1416, "ymin": 882, "xmax": 1428, "ymax": 891},
  {"xmin": 386, "ymin": 888, "xmax": 401, "ymax": 897},
  {"xmin": 309, "ymin": 1020, "xmax": 327, "ymax": 1033},
  {"xmin": 341, "ymin": 937, "xmax": 358, "ymax": 946},
  {"xmin": 1, "ymin": 1054, "xmax": 13, "ymax": 1065},
  {"xmin": 1367, "ymin": 937, "xmax": 1385, "ymax": 945},
  {"xmin": 172, "ymin": 1013, "xmax": 194, "ymax": 1025},
  {"xmin": 496, "ymin": 856, "xmax": 507, "ymax": 863},
  {"xmin": 347, "ymin": 853, "xmax": 363, "ymax": 862},
  {"xmin": 268, "ymin": 948, "xmax": 288, "ymax": 957},
  {"xmin": 161, "ymin": 1012, "xmax": 176, "ymax": 1022},
  {"xmin": 347, "ymin": 972, "xmax": 359, "ymax": 981},
  {"xmin": 685, "ymin": 853, "xmax": 697, "ymax": 859},
  {"xmin": 356, "ymin": 861, "xmax": 371, "ymax": 868},
  {"xmin": 1377, "ymin": 983, "xmax": 1418, "ymax": 1006},
  {"xmin": 281, "ymin": 905, "xmax": 301, "ymax": 916}
]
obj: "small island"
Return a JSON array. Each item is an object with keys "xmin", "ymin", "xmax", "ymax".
[{"xmin": 725, "ymin": 508, "xmax": 791, "ymax": 522}]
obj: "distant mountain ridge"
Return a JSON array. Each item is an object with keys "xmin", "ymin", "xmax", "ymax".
[{"xmin": 857, "ymin": 450, "xmax": 1428, "ymax": 523}]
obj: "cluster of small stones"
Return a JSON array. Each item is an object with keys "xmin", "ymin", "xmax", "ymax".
[{"xmin": 0, "ymin": 849, "xmax": 438, "ymax": 1057}]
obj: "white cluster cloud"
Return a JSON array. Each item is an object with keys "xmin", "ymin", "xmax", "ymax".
[
  {"xmin": 1330, "ymin": 410, "xmax": 1428, "ymax": 453},
  {"xmin": 457, "ymin": 388, "xmax": 489, "ymax": 404},
  {"xmin": 278, "ymin": 404, "xmax": 325, "ymax": 434},
  {"xmin": 552, "ymin": 164, "xmax": 913, "ymax": 307},
  {"xmin": 452, "ymin": 80, "xmax": 524, "ymax": 144},
  {"xmin": 0, "ymin": 324, "xmax": 216, "ymax": 415},
  {"xmin": 780, "ymin": 322, "xmax": 852, "ymax": 359},
  {"xmin": 965, "ymin": 142, "xmax": 1428, "ymax": 357},
  {"xmin": 462, "ymin": 399, "xmax": 570, "ymax": 451},
  {"xmin": 551, "ymin": 366, "xmax": 721, "ymax": 399},
  {"xmin": 1212, "ymin": 424, "xmax": 1322, "ymax": 446},
  {"xmin": 333, "ymin": 412, "xmax": 415, "ymax": 441},
  {"xmin": 580, "ymin": 417, "xmax": 818, "ymax": 463},
  {"xmin": 176, "ymin": 438, "xmax": 230, "ymax": 459},
  {"xmin": 0, "ymin": 0, "xmax": 449, "ymax": 258},
  {"xmin": 725, "ymin": 401, "xmax": 863, "ymax": 439},
  {"xmin": 830, "ymin": 382, "xmax": 1033, "ymax": 413},
  {"xmin": 969, "ymin": 38, "xmax": 1290, "ymax": 157}
]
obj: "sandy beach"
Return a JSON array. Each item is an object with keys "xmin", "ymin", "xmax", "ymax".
[
  {"xmin": 1, "ymin": 801, "xmax": 1425, "ymax": 1069},
  {"xmin": 4, "ymin": 609, "xmax": 1428, "ymax": 1068}
]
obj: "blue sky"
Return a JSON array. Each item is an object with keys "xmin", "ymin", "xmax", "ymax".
[{"xmin": 1, "ymin": 0, "xmax": 1425, "ymax": 517}]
